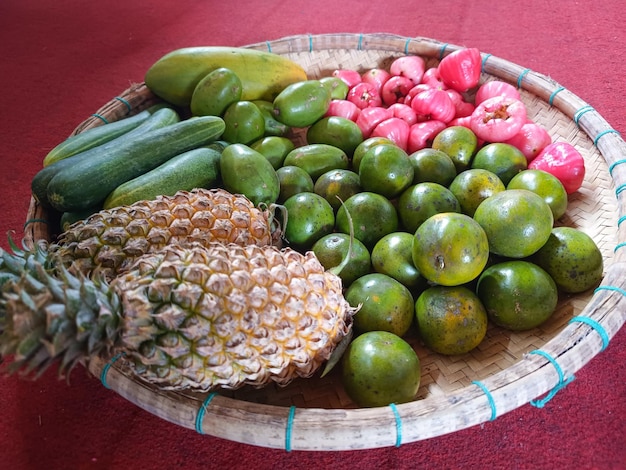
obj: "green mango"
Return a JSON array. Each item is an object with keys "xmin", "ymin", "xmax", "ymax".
[
  {"xmin": 272, "ymin": 80, "xmax": 331, "ymax": 128},
  {"xmin": 283, "ymin": 143, "xmax": 349, "ymax": 181},
  {"xmin": 319, "ymin": 76, "xmax": 349, "ymax": 100},
  {"xmin": 222, "ymin": 101, "xmax": 265, "ymax": 144},
  {"xmin": 252, "ymin": 100, "xmax": 291, "ymax": 137},
  {"xmin": 190, "ymin": 67, "xmax": 242, "ymax": 117},
  {"xmin": 220, "ymin": 143, "xmax": 280, "ymax": 205},
  {"xmin": 250, "ymin": 136, "xmax": 295, "ymax": 170},
  {"xmin": 307, "ymin": 116, "xmax": 364, "ymax": 157}
]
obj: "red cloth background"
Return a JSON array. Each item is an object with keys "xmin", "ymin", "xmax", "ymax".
[{"xmin": 1, "ymin": 1, "xmax": 625, "ymax": 469}]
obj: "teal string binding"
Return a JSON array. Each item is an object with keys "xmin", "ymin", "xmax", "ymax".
[
  {"xmin": 100, "ymin": 352, "xmax": 125, "ymax": 389},
  {"xmin": 618, "ymin": 215, "xmax": 626, "ymax": 227},
  {"xmin": 615, "ymin": 242, "xmax": 626, "ymax": 253},
  {"xmin": 91, "ymin": 113, "xmax": 109, "ymax": 124},
  {"xmin": 573, "ymin": 105, "xmax": 594, "ymax": 126},
  {"xmin": 569, "ymin": 316, "xmax": 610, "ymax": 352},
  {"xmin": 548, "ymin": 86, "xmax": 565, "ymax": 106},
  {"xmin": 23, "ymin": 218, "xmax": 48, "ymax": 229},
  {"xmin": 438, "ymin": 43, "xmax": 449, "ymax": 60},
  {"xmin": 114, "ymin": 96, "xmax": 132, "ymax": 113},
  {"xmin": 308, "ymin": 34, "xmax": 313, "ymax": 52},
  {"xmin": 195, "ymin": 392, "xmax": 218, "ymax": 434},
  {"xmin": 403, "ymin": 38, "xmax": 411, "ymax": 55},
  {"xmin": 528, "ymin": 350, "xmax": 575, "ymax": 408},
  {"xmin": 517, "ymin": 68, "xmax": 531, "ymax": 88},
  {"xmin": 389, "ymin": 403, "xmax": 403, "ymax": 447},
  {"xmin": 481, "ymin": 53, "xmax": 492, "ymax": 73},
  {"xmin": 285, "ymin": 405, "xmax": 296, "ymax": 452},
  {"xmin": 472, "ymin": 380, "xmax": 497, "ymax": 421},
  {"xmin": 608, "ymin": 158, "xmax": 626, "ymax": 176},
  {"xmin": 595, "ymin": 285, "xmax": 626, "ymax": 297},
  {"xmin": 265, "ymin": 41, "xmax": 272, "ymax": 53},
  {"xmin": 593, "ymin": 129, "xmax": 620, "ymax": 146},
  {"xmin": 357, "ymin": 33, "xmax": 363, "ymax": 51}
]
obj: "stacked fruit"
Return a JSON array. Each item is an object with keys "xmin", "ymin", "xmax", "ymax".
[{"xmin": 1, "ymin": 45, "xmax": 603, "ymax": 409}]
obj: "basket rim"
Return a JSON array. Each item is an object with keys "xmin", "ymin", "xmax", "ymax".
[{"xmin": 28, "ymin": 33, "xmax": 626, "ymax": 451}]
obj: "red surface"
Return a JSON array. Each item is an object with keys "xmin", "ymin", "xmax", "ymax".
[{"xmin": 1, "ymin": 1, "xmax": 625, "ymax": 469}]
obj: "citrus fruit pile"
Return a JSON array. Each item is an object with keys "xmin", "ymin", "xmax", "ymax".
[{"xmin": 251, "ymin": 53, "xmax": 604, "ymax": 407}]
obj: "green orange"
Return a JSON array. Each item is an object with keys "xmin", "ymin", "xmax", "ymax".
[
  {"xmin": 476, "ymin": 260, "xmax": 558, "ymax": 330},
  {"xmin": 473, "ymin": 189, "xmax": 554, "ymax": 258},
  {"xmin": 346, "ymin": 273, "xmax": 415, "ymax": 337},
  {"xmin": 341, "ymin": 331, "xmax": 421, "ymax": 407},
  {"xmin": 415, "ymin": 285, "xmax": 488, "ymax": 355},
  {"xmin": 412, "ymin": 212, "xmax": 489, "ymax": 286}
]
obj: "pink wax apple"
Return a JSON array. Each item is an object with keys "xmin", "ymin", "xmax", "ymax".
[
  {"xmin": 389, "ymin": 55, "xmax": 426, "ymax": 85},
  {"xmin": 325, "ymin": 99, "xmax": 362, "ymax": 122},
  {"xmin": 371, "ymin": 117, "xmax": 411, "ymax": 150},
  {"xmin": 347, "ymin": 82, "xmax": 382, "ymax": 109},
  {"xmin": 528, "ymin": 141, "xmax": 585, "ymax": 194},
  {"xmin": 438, "ymin": 47, "xmax": 482, "ymax": 92},
  {"xmin": 469, "ymin": 95, "xmax": 527, "ymax": 142},
  {"xmin": 361, "ymin": 68, "xmax": 392, "ymax": 93}
]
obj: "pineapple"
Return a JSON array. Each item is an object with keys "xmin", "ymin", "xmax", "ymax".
[
  {"xmin": 0, "ymin": 241, "xmax": 355, "ymax": 391},
  {"xmin": 51, "ymin": 188, "xmax": 282, "ymax": 281}
]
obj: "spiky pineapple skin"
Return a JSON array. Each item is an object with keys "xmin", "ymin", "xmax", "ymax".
[
  {"xmin": 53, "ymin": 188, "xmax": 280, "ymax": 281},
  {"xmin": 115, "ymin": 243, "xmax": 354, "ymax": 391}
]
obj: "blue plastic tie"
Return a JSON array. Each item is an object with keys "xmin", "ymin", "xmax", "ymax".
[
  {"xmin": 389, "ymin": 403, "xmax": 403, "ymax": 447},
  {"xmin": 618, "ymin": 214, "xmax": 626, "ymax": 227},
  {"xmin": 266, "ymin": 41, "xmax": 272, "ymax": 53},
  {"xmin": 308, "ymin": 34, "xmax": 313, "ymax": 52},
  {"xmin": 438, "ymin": 43, "xmax": 449, "ymax": 60},
  {"xmin": 472, "ymin": 380, "xmax": 497, "ymax": 421},
  {"xmin": 100, "ymin": 352, "xmax": 125, "ymax": 389},
  {"xmin": 357, "ymin": 33, "xmax": 363, "ymax": 51},
  {"xmin": 573, "ymin": 105, "xmax": 594, "ymax": 126},
  {"xmin": 195, "ymin": 392, "xmax": 218, "ymax": 434},
  {"xmin": 528, "ymin": 350, "xmax": 574, "ymax": 408},
  {"xmin": 404, "ymin": 38, "xmax": 411, "ymax": 55},
  {"xmin": 595, "ymin": 285, "xmax": 626, "ymax": 297},
  {"xmin": 615, "ymin": 184, "xmax": 626, "ymax": 198},
  {"xmin": 481, "ymin": 53, "xmax": 492, "ymax": 73},
  {"xmin": 23, "ymin": 218, "xmax": 48, "ymax": 229},
  {"xmin": 114, "ymin": 96, "xmax": 132, "ymax": 113},
  {"xmin": 91, "ymin": 113, "xmax": 109, "ymax": 124},
  {"xmin": 608, "ymin": 159, "xmax": 626, "ymax": 176},
  {"xmin": 593, "ymin": 129, "xmax": 621, "ymax": 147},
  {"xmin": 615, "ymin": 242, "xmax": 626, "ymax": 253},
  {"xmin": 569, "ymin": 316, "xmax": 610, "ymax": 352},
  {"xmin": 517, "ymin": 68, "xmax": 531, "ymax": 88},
  {"xmin": 548, "ymin": 86, "xmax": 565, "ymax": 106},
  {"xmin": 285, "ymin": 405, "xmax": 296, "ymax": 452}
]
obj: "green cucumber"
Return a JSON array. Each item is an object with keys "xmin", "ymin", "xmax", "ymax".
[
  {"xmin": 32, "ymin": 107, "xmax": 181, "ymax": 208},
  {"xmin": 43, "ymin": 108, "xmax": 157, "ymax": 166},
  {"xmin": 103, "ymin": 147, "xmax": 221, "ymax": 209},
  {"xmin": 47, "ymin": 116, "xmax": 225, "ymax": 212}
]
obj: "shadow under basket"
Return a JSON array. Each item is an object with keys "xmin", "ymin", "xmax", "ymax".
[{"xmin": 24, "ymin": 33, "xmax": 626, "ymax": 451}]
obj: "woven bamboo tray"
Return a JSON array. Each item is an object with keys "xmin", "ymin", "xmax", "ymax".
[{"xmin": 24, "ymin": 33, "xmax": 626, "ymax": 451}]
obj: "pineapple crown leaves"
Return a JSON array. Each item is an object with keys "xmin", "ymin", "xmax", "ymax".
[{"xmin": 0, "ymin": 238, "xmax": 120, "ymax": 380}]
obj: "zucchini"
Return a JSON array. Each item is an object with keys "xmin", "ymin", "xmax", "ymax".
[
  {"xmin": 32, "ymin": 107, "xmax": 180, "ymax": 208},
  {"xmin": 43, "ymin": 109, "xmax": 154, "ymax": 166},
  {"xmin": 103, "ymin": 147, "xmax": 221, "ymax": 209},
  {"xmin": 47, "ymin": 116, "xmax": 225, "ymax": 212}
]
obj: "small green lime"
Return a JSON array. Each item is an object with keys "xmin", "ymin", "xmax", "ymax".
[
  {"xmin": 346, "ymin": 273, "xmax": 415, "ymax": 336},
  {"xmin": 530, "ymin": 227, "xmax": 604, "ymax": 293},
  {"xmin": 312, "ymin": 233, "xmax": 371, "ymax": 286},
  {"xmin": 342, "ymin": 331, "xmax": 421, "ymax": 407},
  {"xmin": 283, "ymin": 192, "xmax": 335, "ymax": 249},
  {"xmin": 449, "ymin": 168, "xmax": 505, "ymax": 217},
  {"xmin": 476, "ymin": 260, "xmax": 558, "ymax": 330}
]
